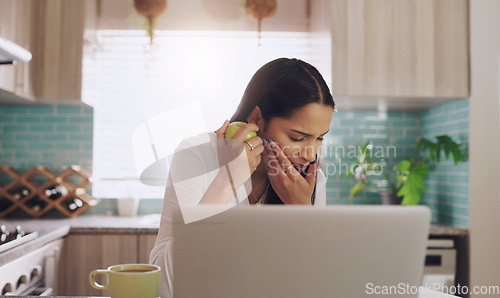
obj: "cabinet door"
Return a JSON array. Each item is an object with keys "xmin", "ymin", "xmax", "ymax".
[
  {"xmin": 138, "ymin": 234, "xmax": 158, "ymax": 264},
  {"xmin": 0, "ymin": 0, "xmax": 15, "ymax": 93},
  {"xmin": 12, "ymin": 0, "xmax": 34, "ymax": 99},
  {"xmin": 30, "ymin": 0, "xmax": 85, "ymax": 100},
  {"xmin": 331, "ymin": 0, "xmax": 469, "ymax": 97},
  {"xmin": 58, "ymin": 234, "xmax": 138, "ymax": 296}
]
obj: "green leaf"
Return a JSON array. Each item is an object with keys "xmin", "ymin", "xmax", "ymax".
[
  {"xmin": 417, "ymin": 138, "xmax": 439, "ymax": 162},
  {"xmin": 350, "ymin": 181, "xmax": 366, "ymax": 198},
  {"xmin": 436, "ymin": 135, "xmax": 466, "ymax": 164},
  {"xmin": 412, "ymin": 162, "xmax": 430, "ymax": 177},
  {"xmin": 397, "ymin": 163, "xmax": 429, "ymax": 205},
  {"xmin": 417, "ymin": 135, "xmax": 466, "ymax": 164},
  {"xmin": 395, "ymin": 160, "xmax": 411, "ymax": 173}
]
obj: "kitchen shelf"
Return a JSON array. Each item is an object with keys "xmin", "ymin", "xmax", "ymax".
[{"xmin": 0, "ymin": 165, "xmax": 97, "ymax": 218}]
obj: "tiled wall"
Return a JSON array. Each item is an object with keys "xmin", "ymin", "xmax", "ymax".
[
  {"xmin": 420, "ymin": 99, "xmax": 469, "ymax": 227},
  {"xmin": 0, "ymin": 105, "xmax": 93, "ymax": 171},
  {"xmin": 323, "ymin": 99, "xmax": 469, "ymax": 227},
  {"xmin": 323, "ymin": 111, "xmax": 421, "ymax": 205}
]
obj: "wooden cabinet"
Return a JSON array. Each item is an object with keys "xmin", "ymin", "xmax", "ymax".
[
  {"xmin": 0, "ymin": 0, "xmax": 34, "ymax": 100},
  {"xmin": 58, "ymin": 233, "xmax": 157, "ymax": 296},
  {"xmin": 31, "ymin": 0, "xmax": 85, "ymax": 100},
  {"xmin": 0, "ymin": 0, "xmax": 85, "ymax": 101},
  {"xmin": 330, "ymin": 0, "xmax": 469, "ymax": 98}
]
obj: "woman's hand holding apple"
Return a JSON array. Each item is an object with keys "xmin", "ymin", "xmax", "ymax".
[{"xmin": 215, "ymin": 120, "xmax": 263, "ymax": 189}]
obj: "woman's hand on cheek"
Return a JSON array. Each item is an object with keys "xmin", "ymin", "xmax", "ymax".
[{"xmin": 262, "ymin": 140, "xmax": 322, "ymax": 205}]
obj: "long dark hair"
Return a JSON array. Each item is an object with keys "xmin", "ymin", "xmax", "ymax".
[
  {"xmin": 231, "ymin": 58, "xmax": 335, "ymax": 123},
  {"xmin": 230, "ymin": 58, "xmax": 335, "ymax": 204}
]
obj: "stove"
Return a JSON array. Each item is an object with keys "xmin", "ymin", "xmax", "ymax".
[
  {"xmin": 0, "ymin": 225, "xmax": 39, "ymax": 254},
  {"xmin": 0, "ymin": 224, "xmax": 62, "ymax": 296}
]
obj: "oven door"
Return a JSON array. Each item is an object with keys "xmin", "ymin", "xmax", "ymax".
[{"xmin": 0, "ymin": 239, "xmax": 63, "ymax": 296}]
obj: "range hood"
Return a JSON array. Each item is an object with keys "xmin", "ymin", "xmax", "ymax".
[{"xmin": 0, "ymin": 36, "xmax": 32, "ymax": 65}]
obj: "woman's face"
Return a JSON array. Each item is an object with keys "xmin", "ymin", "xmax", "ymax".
[{"xmin": 260, "ymin": 103, "xmax": 334, "ymax": 172}]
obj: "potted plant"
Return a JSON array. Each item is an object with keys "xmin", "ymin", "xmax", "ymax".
[{"xmin": 348, "ymin": 135, "xmax": 467, "ymax": 205}]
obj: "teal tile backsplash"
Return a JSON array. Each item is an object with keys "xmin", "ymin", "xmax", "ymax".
[
  {"xmin": 0, "ymin": 105, "xmax": 93, "ymax": 178},
  {"xmin": 323, "ymin": 111, "xmax": 421, "ymax": 204},
  {"xmin": 324, "ymin": 99, "xmax": 469, "ymax": 227},
  {"xmin": 420, "ymin": 98, "xmax": 469, "ymax": 227},
  {"xmin": 0, "ymin": 100, "xmax": 469, "ymax": 227}
]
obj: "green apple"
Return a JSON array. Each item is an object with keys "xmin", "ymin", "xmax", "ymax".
[{"xmin": 225, "ymin": 121, "xmax": 257, "ymax": 141}]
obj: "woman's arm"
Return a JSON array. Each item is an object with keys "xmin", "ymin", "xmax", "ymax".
[
  {"xmin": 198, "ymin": 167, "xmax": 240, "ymax": 204},
  {"xmin": 199, "ymin": 120, "xmax": 263, "ymax": 204},
  {"xmin": 168, "ymin": 121, "xmax": 263, "ymax": 206}
]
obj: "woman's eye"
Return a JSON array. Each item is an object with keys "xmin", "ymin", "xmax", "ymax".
[
  {"xmin": 317, "ymin": 138, "xmax": 324, "ymax": 142},
  {"xmin": 290, "ymin": 137, "xmax": 304, "ymax": 142}
]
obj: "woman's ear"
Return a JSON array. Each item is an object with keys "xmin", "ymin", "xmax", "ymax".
[{"xmin": 247, "ymin": 106, "xmax": 264, "ymax": 131}]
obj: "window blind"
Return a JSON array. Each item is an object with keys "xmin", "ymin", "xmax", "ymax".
[{"xmin": 82, "ymin": 30, "xmax": 314, "ymax": 199}]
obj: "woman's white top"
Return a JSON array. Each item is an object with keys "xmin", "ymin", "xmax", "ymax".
[{"xmin": 149, "ymin": 131, "xmax": 327, "ymax": 298}]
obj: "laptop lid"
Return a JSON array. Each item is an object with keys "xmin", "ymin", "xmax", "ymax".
[{"xmin": 173, "ymin": 205, "xmax": 431, "ymax": 298}]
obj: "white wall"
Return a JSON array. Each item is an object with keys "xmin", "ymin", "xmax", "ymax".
[{"xmin": 469, "ymin": 0, "xmax": 500, "ymax": 296}]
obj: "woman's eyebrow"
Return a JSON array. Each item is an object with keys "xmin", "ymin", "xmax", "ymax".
[{"xmin": 290, "ymin": 129, "xmax": 330, "ymax": 136}]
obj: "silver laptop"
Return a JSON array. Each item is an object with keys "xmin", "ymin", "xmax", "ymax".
[{"xmin": 173, "ymin": 205, "xmax": 431, "ymax": 298}]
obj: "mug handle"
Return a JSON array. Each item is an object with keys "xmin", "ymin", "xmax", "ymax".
[{"xmin": 89, "ymin": 269, "xmax": 109, "ymax": 290}]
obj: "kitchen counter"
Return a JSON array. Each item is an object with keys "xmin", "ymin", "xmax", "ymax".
[
  {"xmin": 0, "ymin": 214, "xmax": 160, "ymax": 267},
  {"xmin": 429, "ymin": 224, "xmax": 468, "ymax": 237},
  {"xmin": 1, "ymin": 214, "xmax": 468, "ymax": 236},
  {"xmin": 0, "ymin": 223, "xmax": 69, "ymax": 266},
  {"xmin": 1, "ymin": 214, "xmax": 468, "ymax": 265},
  {"xmin": 1, "ymin": 214, "xmax": 160, "ymax": 234}
]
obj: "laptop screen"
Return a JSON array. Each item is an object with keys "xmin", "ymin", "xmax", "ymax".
[{"xmin": 173, "ymin": 205, "xmax": 431, "ymax": 298}]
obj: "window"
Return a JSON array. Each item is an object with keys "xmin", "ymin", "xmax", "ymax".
[{"xmin": 82, "ymin": 30, "xmax": 316, "ymax": 199}]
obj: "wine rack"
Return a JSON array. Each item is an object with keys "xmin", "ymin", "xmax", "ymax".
[{"xmin": 0, "ymin": 165, "xmax": 97, "ymax": 218}]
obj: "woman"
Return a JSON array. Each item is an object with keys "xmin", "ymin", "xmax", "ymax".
[{"xmin": 150, "ymin": 58, "xmax": 336, "ymax": 297}]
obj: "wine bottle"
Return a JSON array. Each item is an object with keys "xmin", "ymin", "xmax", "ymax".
[
  {"xmin": 13, "ymin": 225, "xmax": 25, "ymax": 239},
  {"xmin": 27, "ymin": 197, "xmax": 47, "ymax": 213},
  {"xmin": 66, "ymin": 198, "xmax": 84, "ymax": 212},
  {"xmin": 0, "ymin": 225, "xmax": 9, "ymax": 244},
  {"xmin": 44, "ymin": 184, "xmax": 68, "ymax": 200},
  {"xmin": 11, "ymin": 187, "xmax": 31, "ymax": 200}
]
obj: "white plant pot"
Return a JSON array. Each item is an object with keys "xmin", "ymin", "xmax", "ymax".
[{"xmin": 117, "ymin": 197, "xmax": 140, "ymax": 217}]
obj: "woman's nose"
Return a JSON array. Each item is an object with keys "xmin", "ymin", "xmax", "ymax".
[{"xmin": 300, "ymin": 145, "xmax": 318, "ymax": 163}]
